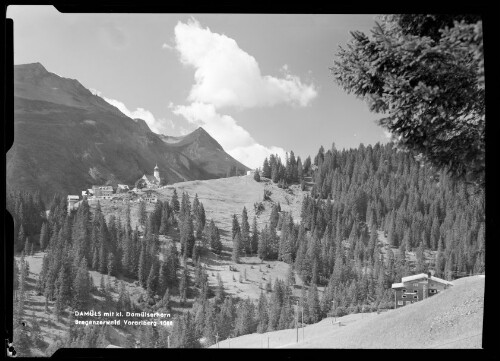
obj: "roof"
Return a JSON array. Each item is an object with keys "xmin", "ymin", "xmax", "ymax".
[
  {"xmin": 143, "ymin": 174, "xmax": 159, "ymax": 183},
  {"xmin": 67, "ymin": 195, "xmax": 79, "ymax": 200},
  {"xmin": 401, "ymin": 274, "xmax": 429, "ymax": 283},
  {"xmin": 92, "ymin": 185, "xmax": 113, "ymax": 190},
  {"xmin": 399, "ymin": 273, "xmax": 453, "ymax": 286},
  {"xmin": 117, "ymin": 184, "xmax": 130, "ymax": 188},
  {"xmin": 391, "ymin": 283, "xmax": 404, "ymax": 289},
  {"xmin": 428, "ymin": 275, "xmax": 453, "ymax": 286}
]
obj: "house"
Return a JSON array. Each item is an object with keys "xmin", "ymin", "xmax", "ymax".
[
  {"xmin": 136, "ymin": 164, "xmax": 162, "ymax": 189},
  {"xmin": 142, "ymin": 189, "xmax": 158, "ymax": 203},
  {"xmin": 116, "ymin": 184, "xmax": 130, "ymax": 193},
  {"xmin": 246, "ymin": 170, "xmax": 253, "ymax": 176},
  {"xmin": 67, "ymin": 195, "xmax": 80, "ymax": 214},
  {"xmin": 391, "ymin": 272, "xmax": 453, "ymax": 308},
  {"xmin": 92, "ymin": 185, "xmax": 114, "ymax": 199}
]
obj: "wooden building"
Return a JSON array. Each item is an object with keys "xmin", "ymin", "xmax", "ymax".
[{"xmin": 391, "ymin": 272, "xmax": 453, "ymax": 308}]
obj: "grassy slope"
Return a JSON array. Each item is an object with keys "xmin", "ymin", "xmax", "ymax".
[
  {"xmin": 211, "ymin": 275, "xmax": 484, "ymax": 349},
  {"xmin": 91, "ymin": 175, "xmax": 309, "ymax": 301}
]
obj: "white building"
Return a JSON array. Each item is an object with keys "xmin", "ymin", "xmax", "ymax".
[{"xmin": 67, "ymin": 195, "xmax": 80, "ymax": 213}]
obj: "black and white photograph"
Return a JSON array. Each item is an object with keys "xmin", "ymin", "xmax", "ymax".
[{"xmin": 5, "ymin": 7, "xmax": 486, "ymax": 355}]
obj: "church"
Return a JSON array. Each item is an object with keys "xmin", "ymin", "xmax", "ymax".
[{"xmin": 135, "ymin": 164, "xmax": 162, "ymax": 189}]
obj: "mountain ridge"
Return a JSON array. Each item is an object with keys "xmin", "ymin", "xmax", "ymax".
[{"xmin": 8, "ymin": 63, "xmax": 249, "ymax": 203}]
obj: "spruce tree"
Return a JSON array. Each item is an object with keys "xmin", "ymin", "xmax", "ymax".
[
  {"xmin": 138, "ymin": 243, "xmax": 148, "ymax": 289},
  {"xmin": 146, "ymin": 261, "xmax": 158, "ymax": 298},
  {"xmin": 251, "ymin": 216, "xmax": 259, "ymax": 254},
  {"xmin": 138, "ymin": 200, "xmax": 147, "ymax": 227},
  {"xmin": 209, "ymin": 220, "xmax": 223, "ymax": 255},
  {"xmin": 232, "ymin": 232, "xmax": 241, "ymax": 264},
  {"xmin": 73, "ymin": 258, "xmax": 91, "ymax": 309},
  {"xmin": 171, "ymin": 189, "xmax": 180, "ymax": 214},
  {"xmin": 258, "ymin": 225, "xmax": 268, "ymax": 260},
  {"xmin": 257, "ymin": 291, "xmax": 269, "ymax": 333},
  {"xmin": 252, "ymin": 168, "xmax": 261, "ymax": 182},
  {"xmin": 40, "ymin": 222, "xmax": 49, "ymax": 250},
  {"xmin": 232, "ymin": 214, "xmax": 240, "ymax": 240},
  {"xmin": 240, "ymin": 207, "xmax": 251, "ymax": 255}
]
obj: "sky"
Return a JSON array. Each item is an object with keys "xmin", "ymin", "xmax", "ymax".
[{"xmin": 8, "ymin": 6, "xmax": 390, "ymax": 168}]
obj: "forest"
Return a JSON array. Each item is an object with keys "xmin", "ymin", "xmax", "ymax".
[{"xmin": 9, "ymin": 139, "xmax": 485, "ymax": 353}]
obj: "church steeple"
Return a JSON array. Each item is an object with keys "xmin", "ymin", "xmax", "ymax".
[{"xmin": 154, "ymin": 164, "xmax": 160, "ymax": 182}]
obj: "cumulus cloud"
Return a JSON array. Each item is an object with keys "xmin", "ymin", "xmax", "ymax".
[
  {"xmin": 172, "ymin": 102, "xmax": 286, "ymax": 168},
  {"xmin": 173, "ymin": 18, "xmax": 317, "ymax": 109},
  {"xmin": 228, "ymin": 144, "xmax": 287, "ymax": 170},
  {"xmin": 162, "ymin": 42, "xmax": 173, "ymax": 50},
  {"xmin": 169, "ymin": 18, "xmax": 310, "ymax": 168},
  {"xmin": 92, "ymin": 90, "xmax": 175, "ymax": 135}
]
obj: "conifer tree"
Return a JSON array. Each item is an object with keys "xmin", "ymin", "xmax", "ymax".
[
  {"xmin": 269, "ymin": 206, "xmax": 279, "ymax": 230},
  {"xmin": 251, "ymin": 216, "xmax": 259, "ymax": 254},
  {"xmin": 232, "ymin": 232, "xmax": 241, "ymax": 264},
  {"xmin": 138, "ymin": 243, "xmax": 148, "ymax": 289},
  {"xmin": 262, "ymin": 158, "xmax": 271, "ymax": 178},
  {"xmin": 203, "ymin": 302, "xmax": 217, "ymax": 345},
  {"xmin": 215, "ymin": 273, "xmax": 225, "ymax": 304},
  {"xmin": 257, "ymin": 291, "xmax": 269, "ymax": 333},
  {"xmin": 231, "ymin": 214, "xmax": 240, "ymax": 240},
  {"xmin": 171, "ymin": 189, "xmax": 180, "ymax": 214},
  {"xmin": 254, "ymin": 170, "xmax": 261, "ymax": 182},
  {"xmin": 209, "ymin": 220, "xmax": 223, "ymax": 255},
  {"xmin": 24, "ymin": 237, "xmax": 30, "ymax": 255},
  {"xmin": 147, "ymin": 261, "xmax": 159, "ymax": 298},
  {"xmin": 217, "ymin": 296, "xmax": 235, "ymax": 340},
  {"xmin": 57, "ymin": 263, "xmax": 72, "ymax": 306},
  {"xmin": 40, "ymin": 222, "xmax": 49, "ymax": 250},
  {"xmin": 179, "ymin": 268, "xmax": 189, "ymax": 305},
  {"xmin": 138, "ymin": 200, "xmax": 147, "ymax": 227},
  {"xmin": 161, "ymin": 288, "xmax": 170, "ymax": 310},
  {"xmin": 73, "ymin": 258, "xmax": 91, "ymax": 309},
  {"xmin": 240, "ymin": 207, "xmax": 251, "ymax": 255}
]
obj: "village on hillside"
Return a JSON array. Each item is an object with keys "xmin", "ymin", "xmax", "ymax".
[{"xmin": 68, "ymin": 165, "xmax": 259, "ymax": 214}]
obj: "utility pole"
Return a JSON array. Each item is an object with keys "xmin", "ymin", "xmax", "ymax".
[
  {"xmin": 301, "ymin": 305, "xmax": 304, "ymax": 341},
  {"xmin": 296, "ymin": 300, "xmax": 299, "ymax": 343},
  {"xmin": 215, "ymin": 333, "xmax": 219, "ymax": 349}
]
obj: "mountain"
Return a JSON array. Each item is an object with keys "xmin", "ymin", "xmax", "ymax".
[
  {"xmin": 157, "ymin": 127, "xmax": 249, "ymax": 177},
  {"xmin": 7, "ymin": 63, "xmax": 249, "ymax": 203}
]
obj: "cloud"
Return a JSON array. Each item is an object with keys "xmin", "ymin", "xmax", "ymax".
[
  {"xmin": 162, "ymin": 42, "xmax": 173, "ymax": 50},
  {"xmin": 173, "ymin": 18, "xmax": 317, "ymax": 109},
  {"xmin": 383, "ymin": 130, "xmax": 392, "ymax": 139},
  {"xmin": 93, "ymin": 91, "xmax": 174, "ymax": 135},
  {"xmin": 228, "ymin": 144, "xmax": 287, "ymax": 170},
  {"xmin": 172, "ymin": 102, "xmax": 286, "ymax": 168},
  {"xmin": 169, "ymin": 18, "xmax": 310, "ymax": 168},
  {"xmin": 89, "ymin": 88, "xmax": 102, "ymax": 96}
]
